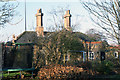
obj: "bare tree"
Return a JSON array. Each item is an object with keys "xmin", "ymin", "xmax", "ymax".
[
  {"xmin": 0, "ymin": 0, "xmax": 19, "ymax": 27},
  {"xmin": 34, "ymin": 30, "xmax": 84, "ymax": 67},
  {"xmin": 86, "ymin": 28, "xmax": 106, "ymax": 41},
  {"xmin": 47, "ymin": 6, "xmax": 81, "ymax": 32},
  {"xmin": 81, "ymin": 0, "xmax": 120, "ymax": 45},
  {"xmin": 47, "ymin": 6, "xmax": 68, "ymax": 31}
]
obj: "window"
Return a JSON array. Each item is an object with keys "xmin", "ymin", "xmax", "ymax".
[
  {"xmin": 89, "ymin": 52, "xmax": 94, "ymax": 60},
  {"xmin": 114, "ymin": 51, "xmax": 118, "ymax": 58},
  {"xmin": 83, "ymin": 52, "xmax": 86, "ymax": 62}
]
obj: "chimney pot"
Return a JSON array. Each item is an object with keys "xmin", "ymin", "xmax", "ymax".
[{"xmin": 37, "ymin": 8, "xmax": 42, "ymax": 13}]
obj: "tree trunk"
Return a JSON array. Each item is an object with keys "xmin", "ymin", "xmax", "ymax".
[
  {"xmin": 45, "ymin": 59, "xmax": 48, "ymax": 65},
  {"xmin": 63, "ymin": 54, "xmax": 66, "ymax": 64}
]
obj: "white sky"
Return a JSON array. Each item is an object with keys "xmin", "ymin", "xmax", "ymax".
[
  {"xmin": 17, "ymin": 0, "xmax": 80, "ymax": 2},
  {"xmin": 0, "ymin": 1, "xmax": 100, "ymax": 43}
]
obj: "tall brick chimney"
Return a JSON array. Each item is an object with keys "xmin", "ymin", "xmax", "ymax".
[
  {"xmin": 36, "ymin": 8, "xmax": 44, "ymax": 36},
  {"xmin": 64, "ymin": 10, "xmax": 71, "ymax": 31}
]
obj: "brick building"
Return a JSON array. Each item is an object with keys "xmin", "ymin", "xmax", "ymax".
[{"xmin": 2, "ymin": 8, "xmax": 110, "ymax": 68}]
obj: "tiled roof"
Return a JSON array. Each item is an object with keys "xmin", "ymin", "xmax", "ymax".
[
  {"xmin": 15, "ymin": 31, "xmax": 53, "ymax": 43},
  {"xmin": 15, "ymin": 31, "xmax": 37, "ymax": 43}
]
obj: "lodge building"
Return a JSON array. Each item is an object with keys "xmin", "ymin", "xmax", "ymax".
[{"xmin": 2, "ymin": 8, "xmax": 114, "ymax": 69}]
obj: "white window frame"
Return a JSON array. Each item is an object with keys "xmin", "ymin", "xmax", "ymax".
[
  {"xmin": 83, "ymin": 52, "xmax": 86, "ymax": 62},
  {"xmin": 89, "ymin": 52, "xmax": 94, "ymax": 60}
]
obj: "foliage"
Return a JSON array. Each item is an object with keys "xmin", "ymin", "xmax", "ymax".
[
  {"xmin": 86, "ymin": 28, "xmax": 106, "ymax": 41},
  {"xmin": 37, "ymin": 64, "xmax": 83, "ymax": 80},
  {"xmin": 92, "ymin": 60, "xmax": 114, "ymax": 75},
  {"xmin": 99, "ymin": 40, "xmax": 109, "ymax": 52},
  {"xmin": 75, "ymin": 32, "xmax": 97, "ymax": 42},
  {"xmin": 35, "ymin": 30, "xmax": 85, "ymax": 67},
  {"xmin": 80, "ymin": 61, "xmax": 93, "ymax": 70}
]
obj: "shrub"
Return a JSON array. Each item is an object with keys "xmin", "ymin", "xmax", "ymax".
[{"xmin": 93, "ymin": 60, "xmax": 114, "ymax": 75}]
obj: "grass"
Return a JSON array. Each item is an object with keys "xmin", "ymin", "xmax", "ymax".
[
  {"xmin": 1, "ymin": 71, "xmax": 120, "ymax": 80},
  {"xmin": 0, "ymin": 71, "xmax": 33, "ymax": 79}
]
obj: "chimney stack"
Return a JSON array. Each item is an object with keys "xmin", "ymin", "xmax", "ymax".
[
  {"xmin": 36, "ymin": 8, "xmax": 44, "ymax": 36},
  {"xmin": 64, "ymin": 10, "xmax": 71, "ymax": 31},
  {"xmin": 12, "ymin": 34, "xmax": 17, "ymax": 44}
]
